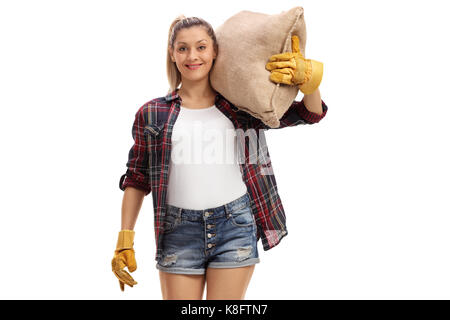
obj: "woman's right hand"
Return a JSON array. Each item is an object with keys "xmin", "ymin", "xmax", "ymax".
[{"xmin": 111, "ymin": 230, "xmax": 138, "ymax": 291}]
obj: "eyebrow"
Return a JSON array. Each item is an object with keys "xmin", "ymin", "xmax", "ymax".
[{"xmin": 177, "ymin": 39, "xmax": 207, "ymax": 45}]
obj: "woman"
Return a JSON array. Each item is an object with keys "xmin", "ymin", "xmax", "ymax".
[{"xmin": 112, "ymin": 15, "xmax": 328, "ymax": 300}]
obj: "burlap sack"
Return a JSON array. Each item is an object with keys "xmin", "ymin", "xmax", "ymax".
[{"xmin": 210, "ymin": 6, "xmax": 307, "ymax": 128}]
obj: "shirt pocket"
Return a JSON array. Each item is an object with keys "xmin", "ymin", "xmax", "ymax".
[
  {"xmin": 144, "ymin": 123, "xmax": 165, "ymax": 137},
  {"xmin": 144, "ymin": 122, "xmax": 165, "ymax": 172},
  {"xmin": 144, "ymin": 122, "xmax": 165, "ymax": 150}
]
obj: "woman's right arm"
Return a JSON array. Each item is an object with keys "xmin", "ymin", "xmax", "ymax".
[
  {"xmin": 121, "ymin": 187, "xmax": 146, "ymax": 230},
  {"xmin": 113, "ymin": 106, "xmax": 151, "ymax": 291},
  {"xmin": 119, "ymin": 106, "xmax": 152, "ymax": 229}
]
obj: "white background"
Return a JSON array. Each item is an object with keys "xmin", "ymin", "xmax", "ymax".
[{"xmin": 1, "ymin": 0, "xmax": 449, "ymax": 299}]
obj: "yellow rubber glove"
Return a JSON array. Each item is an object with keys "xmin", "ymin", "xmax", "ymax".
[
  {"xmin": 265, "ymin": 35, "xmax": 323, "ymax": 95},
  {"xmin": 111, "ymin": 230, "xmax": 138, "ymax": 291}
]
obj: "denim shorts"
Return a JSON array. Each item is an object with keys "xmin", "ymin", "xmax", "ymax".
[{"xmin": 155, "ymin": 192, "xmax": 260, "ymax": 275}]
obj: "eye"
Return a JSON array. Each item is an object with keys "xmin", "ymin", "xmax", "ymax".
[{"xmin": 178, "ymin": 45, "xmax": 206, "ymax": 52}]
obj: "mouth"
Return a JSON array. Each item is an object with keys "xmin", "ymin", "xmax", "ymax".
[{"xmin": 185, "ymin": 63, "xmax": 203, "ymax": 70}]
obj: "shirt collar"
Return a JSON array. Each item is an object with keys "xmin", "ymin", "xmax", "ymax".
[
  {"xmin": 164, "ymin": 88, "xmax": 180, "ymax": 102},
  {"xmin": 164, "ymin": 88, "xmax": 238, "ymax": 111}
]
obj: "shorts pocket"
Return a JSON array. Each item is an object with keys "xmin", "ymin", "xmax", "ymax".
[
  {"xmin": 161, "ymin": 213, "xmax": 179, "ymax": 234},
  {"xmin": 229, "ymin": 205, "xmax": 255, "ymax": 228}
]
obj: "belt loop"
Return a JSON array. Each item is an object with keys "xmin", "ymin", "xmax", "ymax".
[
  {"xmin": 178, "ymin": 207, "xmax": 182, "ymax": 219},
  {"xmin": 224, "ymin": 202, "xmax": 230, "ymax": 216}
]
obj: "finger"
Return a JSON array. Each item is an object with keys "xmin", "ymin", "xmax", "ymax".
[
  {"xmin": 268, "ymin": 52, "xmax": 295, "ymax": 62},
  {"xmin": 118, "ymin": 252, "xmax": 129, "ymax": 270},
  {"xmin": 270, "ymin": 70, "xmax": 294, "ymax": 85},
  {"xmin": 123, "ymin": 251, "xmax": 137, "ymax": 272},
  {"xmin": 272, "ymin": 67, "xmax": 295, "ymax": 76},
  {"xmin": 266, "ymin": 60, "xmax": 295, "ymax": 71},
  {"xmin": 115, "ymin": 269, "xmax": 135, "ymax": 284},
  {"xmin": 112, "ymin": 255, "xmax": 126, "ymax": 271},
  {"xmin": 113, "ymin": 269, "xmax": 132, "ymax": 286},
  {"xmin": 291, "ymin": 35, "xmax": 300, "ymax": 54},
  {"xmin": 113, "ymin": 269, "xmax": 126, "ymax": 284},
  {"xmin": 120, "ymin": 280, "xmax": 125, "ymax": 292},
  {"xmin": 115, "ymin": 269, "xmax": 138, "ymax": 286},
  {"xmin": 128, "ymin": 263, "xmax": 137, "ymax": 273}
]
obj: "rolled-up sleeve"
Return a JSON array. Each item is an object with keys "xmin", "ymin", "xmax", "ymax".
[
  {"xmin": 119, "ymin": 108, "xmax": 151, "ymax": 195},
  {"xmin": 295, "ymin": 99, "xmax": 328, "ymax": 124}
]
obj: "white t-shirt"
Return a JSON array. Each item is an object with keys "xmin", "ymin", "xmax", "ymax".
[{"xmin": 166, "ymin": 104, "xmax": 248, "ymax": 210}]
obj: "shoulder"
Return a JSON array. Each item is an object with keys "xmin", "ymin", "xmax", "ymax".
[
  {"xmin": 216, "ymin": 94, "xmax": 240, "ymax": 113},
  {"xmin": 138, "ymin": 96, "xmax": 168, "ymax": 112},
  {"xmin": 134, "ymin": 96, "xmax": 171, "ymax": 125}
]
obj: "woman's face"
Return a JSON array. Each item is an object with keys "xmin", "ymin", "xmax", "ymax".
[{"xmin": 170, "ymin": 26, "xmax": 217, "ymax": 83}]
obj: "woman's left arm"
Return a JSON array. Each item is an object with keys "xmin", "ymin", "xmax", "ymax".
[{"xmin": 303, "ymin": 88, "xmax": 323, "ymax": 116}]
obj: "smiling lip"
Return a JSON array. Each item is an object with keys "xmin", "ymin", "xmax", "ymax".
[{"xmin": 186, "ymin": 64, "xmax": 203, "ymax": 70}]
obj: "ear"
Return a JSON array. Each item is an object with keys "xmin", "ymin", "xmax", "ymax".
[{"xmin": 168, "ymin": 48, "xmax": 175, "ymax": 62}]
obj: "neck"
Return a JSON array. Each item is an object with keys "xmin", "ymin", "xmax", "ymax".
[{"xmin": 178, "ymin": 77, "xmax": 216, "ymax": 100}]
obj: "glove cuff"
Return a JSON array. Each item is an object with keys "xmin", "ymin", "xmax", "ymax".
[
  {"xmin": 116, "ymin": 230, "xmax": 135, "ymax": 250},
  {"xmin": 299, "ymin": 59, "xmax": 323, "ymax": 95}
]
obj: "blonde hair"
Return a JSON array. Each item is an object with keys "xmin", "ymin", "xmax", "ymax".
[{"xmin": 166, "ymin": 15, "xmax": 218, "ymax": 94}]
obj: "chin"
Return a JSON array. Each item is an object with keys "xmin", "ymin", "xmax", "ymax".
[{"xmin": 182, "ymin": 72, "xmax": 210, "ymax": 81}]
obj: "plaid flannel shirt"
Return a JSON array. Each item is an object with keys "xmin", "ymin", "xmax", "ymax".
[{"xmin": 119, "ymin": 88, "xmax": 328, "ymax": 261}]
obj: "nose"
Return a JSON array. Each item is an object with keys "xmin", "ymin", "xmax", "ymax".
[{"xmin": 187, "ymin": 50, "xmax": 199, "ymax": 62}]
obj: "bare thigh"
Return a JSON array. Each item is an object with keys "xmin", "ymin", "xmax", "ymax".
[
  {"xmin": 159, "ymin": 271, "xmax": 206, "ymax": 300},
  {"xmin": 206, "ymin": 265, "xmax": 255, "ymax": 300}
]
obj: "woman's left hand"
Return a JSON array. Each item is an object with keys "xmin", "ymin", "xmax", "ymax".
[{"xmin": 265, "ymin": 35, "xmax": 323, "ymax": 95}]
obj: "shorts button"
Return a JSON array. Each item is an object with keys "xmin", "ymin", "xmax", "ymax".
[
  {"xmin": 207, "ymin": 243, "xmax": 213, "ymax": 248},
  {"xmin": 205, "ymin": 211, "xmax": 211, "ymax": 217},
  {"xmin": 207, "ymin": 224, "xmax": 212, "ymax": 229},
  {"xmin": 207, "ymin": 233, "xmax": 212, "ymax": 238}
]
